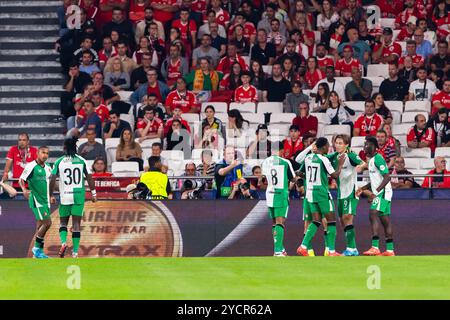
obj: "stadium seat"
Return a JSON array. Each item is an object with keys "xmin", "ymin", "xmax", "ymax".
[
  {"xmin": 257, "ymin": 102, "xmax": 283, "ymax": 114},
  {"xmin": 384, "ymin": 101, "xmax": 404, "ymax": 114},
  {"xmin": 393, "ymin": 29, "xmax": 400, "ymax": 41},
  {"xmin": 393, "ymin": 124, "xmax": 412, "ymax": 136},
  {"xmin": 351, "ymin": 146, "xmax": 363, "ymax": 156},
  {"xmin": 191, "ymin": 148, "xmax": 220, "ymax": 161},
  {"xmin": 351, "ymin": 136, "xmax": 365, "ymax": 147},
  {"xmin": 245, "ymin": 159, "xmax": 263, "ymax": 172},
  {"xmin": 245, "ymin": 113, "xmax": 265, "ymax": 125},
  {"xmin": 120, "ymin": 113, "xmax": 135, "ymax": 131},
  {"xmin": 161, "ymin": 150, "xmax": 185, "ymax": 160},
  {"xmin": 404, "ymin": 101, "xmax": 431, "ymax": 113},
  {"xmin": 404, "ymin": 158, "xmax": 421, "ymax": 170},
  {"xmin": 270, "ymin": 113, "xmax": 296, "ymax": 124},
  {"xmin": 85, "ymin": 160, "xmax": 95, "ymax": 171},
  {"xmin": 76, "ymin": 138, "xmax": 103, "ymax": 149},
  {"xmin": 396, "ymin": 135, "xmax": 407, "ymax": 148},
  {"xmin": 182, "ymin": 113, "xmax": 200, "ymax": 123},
  {"xmin": 116, "ymin": 90, "xmax": 133, "ymax": 103},
  {"xmin": 111, "ymin": 161, "xmax": 140, "ymax": 177},
  {"xmin": 229, "ymin": 102, "xmax": 256, "ymax": 113},
  {"xmin": 105, "ymin": 138, "xmax": 120, "ymax": 168},
  {"xmin": 136, "ymin": 138, "xmax": 161, "ymax": 148},
  {"xmin": 323, "ymin": 124, "xmax": 351, "ymax": 137},
  {"xmin": 403, "ymin": 147, "xmax": 431, "ymax": 158},
  {"xmin": 311, "ymin": 112, "xmax": 328, "ymax": 124},
  {"xmin": 166, "ymin": 159, "xmax": 184, "ymax": 175},
  {"xmin": 397, "ymin": 41, "xmax": 406, "ymax": 54},
  {"xmin": 313, "ymin": 30, "xmax": 321, "ymax": 44},
  {"xmin": 213, "ymin": 112, "xmax": 229, "ymax": 123},
  {"xmin": 367, "ymin": 64, "xmax": 389, "ymax": 78},
  {"xmin": 435, "ymin": 147, "xmax": 450, "ymax": 158},
  {"xmin": 262, "ymin": 65, "xmax": 272, "ymax": 76},
  {"xmin": 379, "ymin": 18, "xmax": 395, "ymax": 28},
  {"xmin": 201, "ymin": 102, "xmax": 228, "ymax": 113},
  {"xmin": 335, "ymin": 77, "xmax": 352, "ymax": 88},
  {"xmin": 402, "ymin": 112, "xmax": 428, "ymax": 124},
  {"xmin": 420, "ymin": 158, "xmax": 436, "ymax": 169},
  {"xmin": 344, "ymin": 101, "xmax": 365, "ymax": 113},
  {"xmin": 268, "ymin": 124, "xmax": 289, "ymax": 137},
  {"xmin": 410, "ymin": 169, "xmax": 429, "ymax": 185}
]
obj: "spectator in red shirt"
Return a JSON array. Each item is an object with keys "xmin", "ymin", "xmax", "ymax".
[
  {"xmin": 395, "ymin": 0, "xmax": 422, "ymax": 29},
  {"xmin": 335, "ymin": 45, "xmax": 362, "ymax": 77},
  {"xmin": 292, "ymin": 102, "xmax": 318, "ymax": 137},
  {"xmin": 396, "ymin": 16, "xmax": 417, "ymax": 41},
  {"xmin": 372, "ymin": 27, "xmax": 402, "ymax": 64},
  {"xmin": 283, "ymin": 125, "xmax": 304, "ymax": 161},
  {"xmin": 304, "ymin": 56, "xmax": 325, "ymax": 89},
  {"xmin": 234, "ymin": 71, "xmax": 258, "ymax": 103},
  {"xmin": 98, "ymin": 36, "xmax": 118, "ymax": 70},
  {"xmin": 399, "ymin": 40, "xmax": 425, "ymax": 70},
  {"xmin": 406, "ymin": 114, "xmax": 436, "ymax": 152},
  {"xmin": 422, "ymin": 157, "xmax": 450, "ymax": 188},
  {"xmin": 129, "ymin": 0, "xmax": 147, "ymax": 24},
  {"xmin": 164, "ymin": 106, "xmax": 192, "ymax": 137},
  {"xmin": 376, "ymin": 130, "xmax": 396, "ymax": 168},
  {"xmin": 353, "ymin": 99, "xmax": 384, "ymax": 136},
  {"xmin": 97, "ymin": 0, "xmax": 128, "ymax": 29},
  {"xmin": 2, "ymin": 133, "xmax": 38, "ymax": 184},
  {"xmin": 431, "ymin": 80, "xmax": 450, "ymax": 115},
  {"xmin": 91, "ymin": 157, "xmax": 113, "ymax": 178},
  {"xmin": 150, "ymin": 0, "xmax": 180, "ymax": 25},
  {"xmin": 376, "ymin": 0, "xmax": 404, "ymax": 18},
  {"xmin": 217, "ymin": 42, "xmax": 248, "ymax": 76},
  {"xmin": 136, "ymin": 106, "xmax": 164, "ymax": 142},
  {"xmin": 172, "ymin": 7, "xmax": 197, "ymax": 53},
  {"xmin": 165, "ymin": 78, "xmax": 198, "ymax": 114}
]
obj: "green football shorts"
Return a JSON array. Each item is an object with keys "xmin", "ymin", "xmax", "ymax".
[
  {"xmin": 59, "ymin": 204, "xmax": 85, "ymax": 217},
  {"xmin": 304, "ymin": 199, "xmax": 335, "ymax": 217},
  {"xmin": 31, "ymin": 205, "xmax": 51, "ymax": 221},
  {"xmin": 338, "ymin": 196, "xmax": 359, "ymax": 217},
  {"xmin": 268, "ymin": 206, "xmax": 289, "ymax": 219},
  {"xmin": 370, "ymin": 195, "xmax": 391, "ymax": 216},
  {"xmin": 302, "ymin": 198, "xmax": 312, "ymax": 221}
]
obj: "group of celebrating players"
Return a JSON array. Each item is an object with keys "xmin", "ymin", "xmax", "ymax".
[{"xmin": 262, "ymin": 134, "xmax": 394, "ymax": 257}]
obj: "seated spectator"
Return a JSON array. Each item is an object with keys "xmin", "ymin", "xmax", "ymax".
[
  {"xmin": 249, "ymin": 60, "xmax": 267, "ymax": 95},
  {"xmin": 432, "ymin": 1, "xmax": 449, "ymax": 41},
  {"xmin": 372, "ymin": 27, "xmax": 402, "ymax": 64},
  {"xmin": 329, "ymin": 23, "xmax": 345, "ymax": 55},
  {"xmin": 431, "ymin": 70, "xmax": 444, "ymax": 91},
  {"xmin": 292, "ymin": 102, "xmax": 318, "ymax": 137},
  {"xmin": 136, "ymin": 93, "xmax": 166, "ymax": 120},
  {"xmin": 219, "ymin": 62, "xmax": 243, "ymax": 93},
  {"xmin": 192, "ymin": 34, "xmax": 220, "ymax": 69},
  {"xmin": 165, "ymin": 78, "xmax": 198, "ymax": 115},
  {"xmin": 399, "ymin": 56, "xmax": 418, "ymax": 84},
  {"xmin": 209, "ymin": 22, "xmax": 227, "ymax": 57},
  {"xmin": 140, "ymin": 156, "xmax": 172, "ymax": 200},
  {"xmin": 408, "ymin": 67, "xmax": 438, "ymax": 101},
  {"xmin": 406, "ymin": 114, "xmax": 436, "ymax": 153},
  {"xmin": 197, "ymin": 10, "xmax": 227, "ymax": 40},
  {"xmin": 326, "ymin": 91, "xmax": 355, "ymax": 127},
  {"xmin": 61, "ymin": 62, "xmax": 92, "ymax": 119},
  {"xmin": 262, "ymin": 63, "xmax": 292, "ymax": 102},
  {"xmin": 77, "ymin": 129, "xmax": 107, "ymax": 161},
  {"xmin": 116, "ymin": 129, "xmax": 144, "ymax": 171},
  {"xmin": 429, "ymin": 41, "xmax": 450, "ymax": 79},
  {"xmin": 231, "ymin": 25, "xmax": 250, "ymax": 56},
  {"xmin": 73, "ymin": 36, "xmax": 99, "ymax": 66},
  {"xmin": 372, "ymin": 93, "xmax": 393, "ymax": 125},
  {"xmin": 200, "ymin": 105, "xmax": 226, "ymax": 143},
  {"xmin": 104, "ymin": 41, "xmax": 138, "ymax": 77},
  {"xmin": 251, "ymin": 29, "xmax": 277, "ymax": 66},
  {"xmin": 413, "ymin": 28, "xmax": 433, "ymax": 60},
  {"xmin": 165, "ymin": 119, "xmax": 191, "ymax": 158},
  {"xmin": 135, "ymin": 7, "xmax": 165, "ymax": 45},
  {"xmin": 130, "ymin": 52, "xmax": 156, "ymax": 90},
  {"xmin": 2, "ymin": 133, "xmax": 37, "ymax": 184},
  {"xmin": 161, "ymin": 44, "xmax": 189, "ymax": 89},
  {"xmin": 283, "ymin": 124, "xmax": 304, "ymax": 161},
  {"xmin": 390, "ymin": 156, "xmax": 417, "ymax": 189},
  {"xmin": 67, "ymin": 100, "xmax": 102, "ymax": 139},
  {"xmin": 311, "ymin": 82, "xmax": 330, "ymax": 113},
  {"xmin": 171, "ymin": 7, "xmax": 197, "ymax": 57},
  {"xmin": 136, "ymin": 106, "xmax": 163, "ymax": 142},
  {"xmin": 281, "ymin": 57, "xmax": 300, "ymax": 85},
  {"xmin": 102, "ymin": 7, "xmax": 134, "ymax": 45},
  {"xmin": 267, "ymin": 18, "xmax": 287, "ymax": 56},
  {"xmin": 396, "ymin": 16, "xmax": 417, "ymax": 41},
  {"xmin": 304, "ymin": 57, "xmax": 325, "ymax": 90},
  {"xmin": 184, "ymin": 57, "xmax": 224, "ymax": 92},
  {"xmin": 431, "ymin": 80, "xmax": 450, "ymax": 115},
  {"xmin": 246, "ymin": 124, "xmax": 272, "ymax": 159},
  {"xmin": 104, "ymin": 57, "xmax": 131, "ymax": 92},
  {"xmin": 316, "ymin": 0, "xmax": 340, "ymax": 33},
  {"xmin": 146, "ymin": 22, "xmax": 165, "ymax": 58},
  {"xmin": 376, "ymin": 130, "xmax": 396, "ymax": 169},
  {"xmin": 103, "ymin": 110, "xmax": 132, "ymax": 139},
  {"xmin": 234, "ymin": 71, "xmax": 258, "ymax": 103},
  {"xmin": 312, "ymin": 66, "xmax": 346, "ymax": 101},
  {"xmin": 345, "ymin": 67, "xmax": 372, "ymax": 101},
  {"xmin": 91, "ymin": 157, "xmax": 113, "ymax": 178},
  {"xmin": 422, "ymin": 157, "xmax": 450, "ymax": 188},
  {"xmin": 249, "ymin": 165, "xmax": 268, "ymax": 190},
  {"xmin": 398, "ymin": 41, "xmax": 425, "ymax": 70},
  {"xmin": 315, "ymin": 43, "xmax": 334, "ymax": 73},
  {"xmin": 130, "ymin": 67, "xmax": 170, "ymax": 106},
  {"xmin": 276, "ymin": 39, "xmax": 306, "ymax": 73},
  {"xmin": 92, "ymin": 71, "xmax": 120, "ymax": 106},
  {"xmin": 428, "ymin": 108, "xmax": 450, "ymax": 148},
  {"xmin": 90, "ymin": 91, "xmax": 110, "ymax": 127},
  {"xmin": 132, "ymin": 36, "xmax": 158, "ymax": 66},
  {"xmin": 197, "ymin": 149, "xmax": 217, "ymax": 189},
  {"xmin": 215, "ymin": 145, "xmax": 245, "ymax": 199},
  {"xmin": 284, "ymin": 81, "xmax": 309, "ymax": 114},
  {"xmin": 217, "ymin": 42, "xmax": 248, "ymax": 76},
  {"xmin": 178, "ymin": 162, "xmax": 202, "ymax": 190},
  {"xmin": 353, "ymin": 99, "xmax": 384, "ymax": 136},
  {"xmin": 335, "ymin": 45, "xmax": 362, "ymax": 77},
  {"xmin": 79, "ymin": 51, "xmax": 100, "ymax": 76},
  {"xmin": 228, "ymin": 179, "xmax": 260, "ymax": 199},
  {"xmin": 164, "ymin": 106, "xmax": 192, "ymax": 137},
  {"xmin": 98, "ymin": 36, "xmax": 118, "ymax": 70},
  {"xmin": 383, "ymin": 123, "xmax": 401, "ymax": 157},
  {"xmin": 129, "ymin": 0, "xmax": 147, "ymax": 24},
  {"xmin": 227, "ymin": 109, "xmax": 249, "ymax": 139},
  {"xmin": 379, "ymin": 64, "xmax": 410, "ymax": 102},
  {"xmin": 357, "ymin": 19, "xmax": 375, "ymax": 48}
]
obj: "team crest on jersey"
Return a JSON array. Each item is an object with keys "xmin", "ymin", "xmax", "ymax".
[{"xmin": 380, "ymin": 165, "xmax": 386, "ymax": 171}]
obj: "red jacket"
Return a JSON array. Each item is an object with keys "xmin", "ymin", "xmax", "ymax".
[{"xmin": 422, "ymin": 169, "xmax": 450, "ymax": 188}]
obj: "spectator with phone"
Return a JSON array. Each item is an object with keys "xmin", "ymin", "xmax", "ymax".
[{"xmin": 214, "ymin": 145, "xmax": 244, "ymax": 199}]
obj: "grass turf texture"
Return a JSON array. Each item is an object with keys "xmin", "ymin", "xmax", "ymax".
[{"xmin": 1, "ymin": 256, "xmax": 449, "ymax": 299}]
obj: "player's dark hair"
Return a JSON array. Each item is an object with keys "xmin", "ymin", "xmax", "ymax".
[
  {"xmin": 316, "ymin": 137, "xmax": 329, "ymax": 149},
  {"xmin": 365, "ymin": 136, "xmax": 379, "ymax": 149},
  {"xmin": 64, "ymin": 137, "xmax": 78, "ymax": 157},
  {"xmin": 148, "ymin": 156, "xmax": 162, "ymax": 170}
]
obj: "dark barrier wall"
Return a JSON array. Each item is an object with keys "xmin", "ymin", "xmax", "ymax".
[{"xmin": 0, "ymin": 200, "xmax": 449, "ymax": 258}]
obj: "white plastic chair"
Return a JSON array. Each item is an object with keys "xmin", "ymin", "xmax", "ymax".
[
  {"xmin": 404, "ymin": 101, "xmax": 431, "ymax": 113},
  {"xmin": 344, "ymin": 101, "xmax": 365, "ymax": 113},
  {"xmin": 323, "ymin": 124, "xmax": 351, "ymax": 136},
  {"xmin": 435, "ymin": 147, "xmax": 450, "ymax": 158},
  {"xmin": 270, "ymin": 113, "xmax": 296, "ymax": 124},
  {"xmin": 404, "ymin": 158, "xmax": 421, "ymax": 170},
  {"xmin": 402, "ymin": 112, "xmax": 428, "ymax": 124},
  {"xmin": 403, "ymin": 147, "xmax": 431, "ymax": 158},
  {"xmin": 111, "ymin": 161, "xmax": 140, "ymax": 177},
  {"xmin": 351, "ymin": 136, "xmax": 366, "ymax": 147},
  {"xmin": 384, "ymin": 101, "xmax": 404, "ymax": 113},
  {"xmin": 367, "ymin": 64, "xmax": 389, "ymax": 78},
  {"xmin": 229, "ymin": 102, "xmax": 256, "ymax": 113},
  {"xmin": 161, "ymin": 150, "xmax": 185, "ymax": 160},
  {"xmin": 257, "ymin": 102, "xmax": 283, "ymax": 114},
  {"xmin": 191, "ymin": 148, "xmax": 220, "ymax": 162},
  {"xmin": 201, "ymin": 102, "xmax": 228, "ymax": 113}
]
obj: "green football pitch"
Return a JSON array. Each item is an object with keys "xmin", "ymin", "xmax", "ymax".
[{"xmin": 1, "ymin": 256, "xmax": 449, "ymax": 299}]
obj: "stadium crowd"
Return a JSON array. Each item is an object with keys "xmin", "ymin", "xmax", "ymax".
[{"xmin": 2, "ymin": 0, "xmax": 450, "ymax": 199}]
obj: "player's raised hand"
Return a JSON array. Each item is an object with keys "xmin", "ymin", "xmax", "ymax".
[{"xmin": 338, "ymin": 153, "xmax": 346, "ymax": 166}]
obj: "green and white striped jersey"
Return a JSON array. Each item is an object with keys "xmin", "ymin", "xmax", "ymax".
[
  {"xmin": 261, "ymin": 155, "xmax": 295, "ymax": 207},
  {"xmin": 300, "ymin": 153, "xmax": 335, "ymax": 202},
  {"xmin": 20, "ymin": 160, "xmax": 52, "ymax": 207},
  {"xmin": 368, "ymin": 153, "xmax": 392, "ymax": 201},
  {"xmin": 328, "ymin": 150, "xmax": 362, "ymax": 199},
  {"xmin": 52, "ymin": 155, "xmax": 91, "ymax": 205}
]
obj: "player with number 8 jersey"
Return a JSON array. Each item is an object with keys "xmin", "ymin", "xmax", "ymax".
[
  {"xmin": 50, "ymin": 138, "xmax": 97, "ymax": 258},
  {"xmin": 261, "ymin": 142, "xmax": 296, "ymax": 257}
]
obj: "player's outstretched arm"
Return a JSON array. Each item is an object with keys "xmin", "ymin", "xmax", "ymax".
[
  {"xmin": 294, "ymin": 143, "xmax": 315, "ymax": 164},
  {"xmin": 86, "ymin": 173, "xmax": 97, "ymax": 202}
]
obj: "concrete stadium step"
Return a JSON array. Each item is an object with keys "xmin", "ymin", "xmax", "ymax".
[
  {"xmin": 0, "ymin": 6, "xmax": 60, "ymax": 13},
  {"xmin": 0, "ymin": 18, "xmax": 58, "ymax": 25},
  {"xmin": 0, "ymin": 13, "xmax": 58, "ymax": 19},
  {"xmin": 0, "ymin": 84, "xmax": 61, "ymax": 91},
  {"xmin": 0, "ymin": 37, "xmax": 58, "ymax": 43},
  {"xmin": 0, "ymin": 1, "xmax": 61, "ymax": 7},
  {"xmin": 0, "ymin": 127, "xmax": 64, "ymax": 134},
  {"xmin": 0, "ymin": 97, "xmax": 60, "ymax": 104},
  {"xmin": 0, "ymin": 122, "xmax": 64, "ymax": 128},
  {"xmin": 1, "ymin": 42, "xmax": 55, "ymax": 50},
  {"xmin": 0, "ymin": 25, "xmax": 59, "ymax": 31},
  {"xmin": 0, "ymin": 49, "xmax": 58, "ymax": 56},
  {"xmin": 0, "ymin": 109, "xmax": 60, "ymax": 116},
  {"xmin": 0, "ymin": 55, "xmax": 59, "ymax": 62},
  {"xmin": 0, "ymin": 78, "xmax": 64, "ymax": 86},
  {"xmin": 0, "ymin": 115, "xmax": 62, "ymax": 122},
  {"xmin": 0, "ymin": 30, "xmax": 58, "ymax": 37},
  {"xmin": 0, "ymin": 66, "xmax": 62, "ymax": 74},
  {"xmin": 0, "ymin": 73, "xmax": 63, "ymax": 80},
  {"xmin": 0, "ymin": 91, "xmax": 61, "ymax": 98},
  {"xmin": 0, "ymin": 103, "xmax": 61, "ymax": 110},
  {"xmin": 0, "ymin": 61, "xmax": 60, "ymax": 67}
]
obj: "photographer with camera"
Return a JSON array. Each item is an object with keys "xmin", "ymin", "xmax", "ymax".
[
  {"xmin": 179, "ymin": 162, "xmax": 205, "ymax": 199},
  {"xmin": 139, "ymin": 156, "xmax": 172, "ymax": 200},
  {"xmin": 126, "ymin": 182, "xmax": 153, "ymax": 200},
  {"xmin": 228, "ymin": 179, "xmax": 260, "ymax": 200}
]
